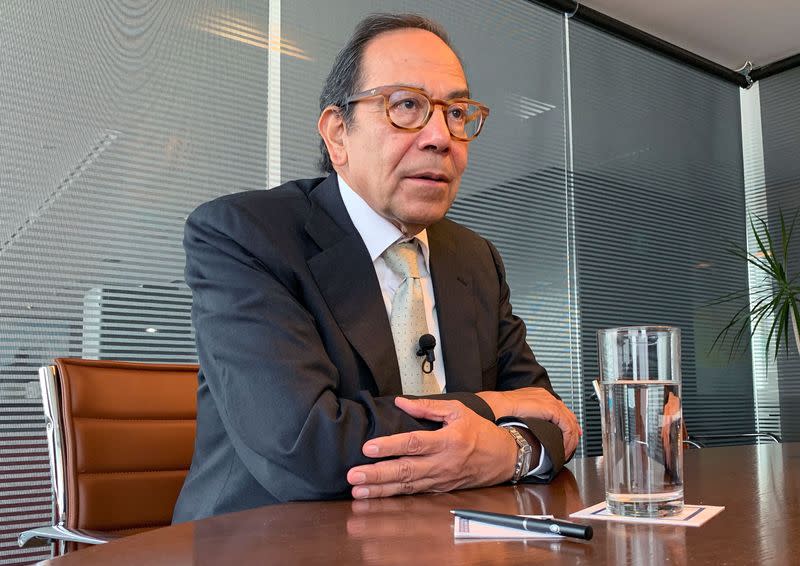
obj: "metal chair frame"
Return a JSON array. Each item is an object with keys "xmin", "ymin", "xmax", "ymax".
[{"xmin": 18, "ymin": 365, "xmax": 120, "ymax": 551}]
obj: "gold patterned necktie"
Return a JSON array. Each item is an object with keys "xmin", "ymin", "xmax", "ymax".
[{"xmin": 383, "ymin": 241, "xmax": 441, "ymax": 395}]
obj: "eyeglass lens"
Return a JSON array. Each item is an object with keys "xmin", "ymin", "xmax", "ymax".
[{"xmin": 386, "ymin": 89, "xmax": 482, "ymax": 139}]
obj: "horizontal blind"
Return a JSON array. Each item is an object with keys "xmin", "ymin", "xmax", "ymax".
[
  {"xmin": 443, "ymin": 4, "xmax": 577, "ymax": 422},
  {"xmin": 753, "ymin": 67, "xmax": 800, "ymax": 442},
  {"xmin": 0, "ymin": 1, "xmax": 269, "ymax": 563},
  {"xmin": 281, "ymin": 0, "xmax": 580, "ymax": 432},
  {"xmin": 568, "ymin": 21, "xmax": 753, "ymax": 454}
]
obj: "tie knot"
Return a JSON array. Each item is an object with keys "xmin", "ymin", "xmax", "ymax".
[{"xmin": 383, "ymin": 241, "xmax": 421, "ymax": 279}]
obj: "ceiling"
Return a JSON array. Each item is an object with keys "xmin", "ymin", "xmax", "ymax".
[{"xmin": 580, "ymin": 0, "xmax": 800, "ymax": 70}]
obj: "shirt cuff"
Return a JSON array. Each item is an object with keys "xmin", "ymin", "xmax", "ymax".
[{"xmin": 499, "ymin": 421, "xmax": 553, "ymax": 478}]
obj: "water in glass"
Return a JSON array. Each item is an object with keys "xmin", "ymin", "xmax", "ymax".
[{"xmin": 602, "ymin": 379, "xmax": 683, "ymax": 517}]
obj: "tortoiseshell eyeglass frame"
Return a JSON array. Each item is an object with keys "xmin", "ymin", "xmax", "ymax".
[{"xmin": 343, "ymin": 85, "xmax": 490, "ymax": 141}]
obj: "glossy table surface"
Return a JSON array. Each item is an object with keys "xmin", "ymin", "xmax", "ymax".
[{"xmin": 39, "ymin": 443, "xmax": 800, "ymax": 565}]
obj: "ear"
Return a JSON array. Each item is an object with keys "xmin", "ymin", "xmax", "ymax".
[{"xmin": 317, "ymin": 105, "xmax": 348, "ymax": 167}]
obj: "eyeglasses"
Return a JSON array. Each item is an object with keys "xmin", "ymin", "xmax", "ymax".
[{"xmin": 344, "ymin": 85, "xmax": 490, "ymax": 141}]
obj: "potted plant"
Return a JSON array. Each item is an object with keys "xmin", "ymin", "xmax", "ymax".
[{"xmin": 712, "ymin": 209, "xmax": 800, "ymax": 359}]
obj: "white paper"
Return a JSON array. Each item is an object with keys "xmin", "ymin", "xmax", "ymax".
[
  {"xmin": 453, "ymin": 514, "xmax": 563, "ymax": 539},
  {"xmin": 569, "ymin": 502, "xmax": 724, "ymax": 527}
]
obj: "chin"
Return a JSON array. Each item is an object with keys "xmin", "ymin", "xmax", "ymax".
[
  {"xmin": 392, "ymin": 196, "xmax": 454, "ymax": 230},
  {"xmin": 401, "ymin": 211, "xmax": 448, "ymax": 230}
]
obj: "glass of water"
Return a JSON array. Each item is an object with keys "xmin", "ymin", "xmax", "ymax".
[{"xmin": 597, "ymin": 326, "xmax": 683, "ymax": 517}]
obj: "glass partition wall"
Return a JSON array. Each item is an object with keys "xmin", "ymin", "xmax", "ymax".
[
  {"xmin": 568, "ymin": 22, "xmax": 752, "ymax": 453},
  {"xmin": 759, "ymin": 68, "xmax": 800, "ymax": 442},
  {"xmin": 1, "ymin": 1, "xmax": 795, "ymax": 562},
  {"xmin": 0, "ymin": 2, "xmax": 270, "ymax": 563},
  {"xmin": 741, "ymin": 68, "xmax": 800, "ymax": 444}
]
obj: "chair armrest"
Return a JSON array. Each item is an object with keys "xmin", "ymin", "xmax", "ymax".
[{"xmin": 18, "ymin": 525, "xmax": 121, "ymax": 548}]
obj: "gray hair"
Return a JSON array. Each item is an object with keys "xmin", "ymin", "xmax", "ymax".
[{"xmin": 317, "ymin": 13, "xmax": 460, "ymax": 173}]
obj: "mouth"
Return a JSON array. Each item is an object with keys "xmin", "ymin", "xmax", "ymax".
[{"xmin": 406, "ymin": 172, "xmax": 451, "ymax": 183}]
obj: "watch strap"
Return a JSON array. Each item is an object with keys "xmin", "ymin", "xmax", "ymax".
[{"xmin": 505, "ymin": 426, "xmax": 533, "ymax": 483}]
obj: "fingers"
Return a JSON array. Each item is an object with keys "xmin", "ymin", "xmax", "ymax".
[
  {"xmin": 348, "ymin": 404, "xmax": 501, "ymax": 498},
  {"xmin": 547, "ymin": 400, "xmax": 582, "ymax": 437},
  {"xmin": 563, "ymin": 426, "xmax": 580, "ymax": 457},
  {"xmin": 508, "ymin": 388, "xmax": 582, "ymax": 434},
  {"xmin": 356, "ymin": 398, "xmax": 465, "ymax": 462},
  {"xmin": 349, "ymin": 428, "xmax": 449, "ymax": 491},
  {"xmin": 347, "ymin": 457, "xmax": 439, "ymax": 499},
  {"xmin": 537, "ymin": 405, "xmax": 579, "ymax": 458},
  {"xmin": 560, "ymin": 407, "xmax": 581, "ymax": 454},
  {"xmin": 351, "ymin": 478, "xmax": 438, "ymax": 499},
  {"xmin": 522, "ymin": 398, "xmax": 580, "ymax": 457},
  {"xmin": 393, "ymin": 396, "xmax": 462, "ymax": 421},
  {"xmin": 539, "ymin": 396, "xmax": 581, "ymax": 458},
  {"xmin": 361, "ymin": 429, "xmax": 447, "ymax": 459}
]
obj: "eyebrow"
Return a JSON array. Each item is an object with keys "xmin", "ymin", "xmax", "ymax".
[
  {"xmin": 446, "ymin": 88, "xmax": 471, "ymax": 99},
  {"xmin": 396, "ymin": 83, "xmax": 471, "ymax": 99}
]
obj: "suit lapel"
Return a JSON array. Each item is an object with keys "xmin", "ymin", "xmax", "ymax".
[
  {"xmin": 304, "ymin": 176, "xmax": 403, "ymax": 396},
  {"xmin": 427, "ymin": 221, "xmax": 481, "ymax": 392}
]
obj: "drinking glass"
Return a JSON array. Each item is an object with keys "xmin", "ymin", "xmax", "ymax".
[{"xmin": 597, "ymin": 326, "xmax": 683, "ymax": 517}]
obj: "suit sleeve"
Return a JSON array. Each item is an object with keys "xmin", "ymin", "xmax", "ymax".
[
  {"xmin": 487, "ymin": 240, "xmax": 568, "ymax": 482},
  {"xmin": 184, "ymin": 201, "xmax": 493, "ymax": 502}
]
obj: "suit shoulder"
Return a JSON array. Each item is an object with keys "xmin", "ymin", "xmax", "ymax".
[
  {"xmin": 437, "ymin": 217, "xmax": 492, "ymax": 248},
  {"xmin": 188, "ymin": 177, "xmax": 325, "ymax": 222},
  {"xmin": 434, "ymin": 217, "xmax": 504, "ymax": 275},
  {"xmin": 183, "ymin": 177, "xmax": 330, "ymax": 273}
]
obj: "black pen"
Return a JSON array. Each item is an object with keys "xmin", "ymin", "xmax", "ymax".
[{"xmin": 451, "ymin": 509, "xmax": 593, "ymax": 541}]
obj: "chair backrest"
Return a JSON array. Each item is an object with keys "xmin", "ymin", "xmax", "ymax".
[{"xmin": 42, "ymin": 358, "xmax": 198, "ymax": 539}]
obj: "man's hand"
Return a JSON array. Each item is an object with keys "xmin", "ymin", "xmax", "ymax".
[
  {"xmin": 477, "ymin": 388, "xmax": 581, "ymax": 458},
  {"xmin": 346, "ymin": 397, "xmax": 518, "ymax": 499}
]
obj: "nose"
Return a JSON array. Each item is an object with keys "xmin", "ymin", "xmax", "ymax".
[{"xmin": 416, "ymin": 105, "xmax": 452, "ymax": 152}]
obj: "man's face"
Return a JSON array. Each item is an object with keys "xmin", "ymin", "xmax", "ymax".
[{"xmin": 337, "ymin": 29, "xmax": 470, "ymax": 235}]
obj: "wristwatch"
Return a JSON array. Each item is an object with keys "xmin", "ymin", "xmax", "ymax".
[{"xmin": 506, "ymin": 426, "xmax": 533, "ymax": 483}]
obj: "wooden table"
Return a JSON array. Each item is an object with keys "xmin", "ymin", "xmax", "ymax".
[{"xmin": 39, "ymin": 443, "xmax": 800, "ymax": 565}]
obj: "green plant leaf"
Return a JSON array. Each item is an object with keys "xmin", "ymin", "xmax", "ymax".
[{"xmin": 708, "ymin": 207, "xmax": 800, "ymax": 360}]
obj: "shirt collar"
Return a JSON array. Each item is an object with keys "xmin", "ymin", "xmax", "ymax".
[{"xmin": 337, "ymin": 175, "xmax": 430, "ymax": 266}]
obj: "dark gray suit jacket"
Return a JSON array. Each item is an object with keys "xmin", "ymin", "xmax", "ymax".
[{"xmin": 172, "ymin": 174, "xmax": 565, "ymax": 522}]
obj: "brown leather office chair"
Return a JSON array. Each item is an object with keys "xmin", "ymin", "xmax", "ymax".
[{"xmin": 18, "ymin": 358, "xmax": 198, "ymax": 554}]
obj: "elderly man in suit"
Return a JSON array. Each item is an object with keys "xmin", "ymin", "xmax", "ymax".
[{"xmin": 173, "ymin": 13, "xmax": 580, "ymax": 523}]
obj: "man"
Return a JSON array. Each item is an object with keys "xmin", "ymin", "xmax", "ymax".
[{"xmin": 173, "ymin": 13, "xmax": 580, "ymax": 523}]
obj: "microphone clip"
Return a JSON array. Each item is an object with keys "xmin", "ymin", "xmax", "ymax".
[{"xmin": 416, "ymin": 334, "xmax": 436, "ymax": 374}]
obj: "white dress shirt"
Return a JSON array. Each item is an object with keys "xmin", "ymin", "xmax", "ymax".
[{"xmin": 337, "ymin": 176, "xmax": 551, "ymax": 477}]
